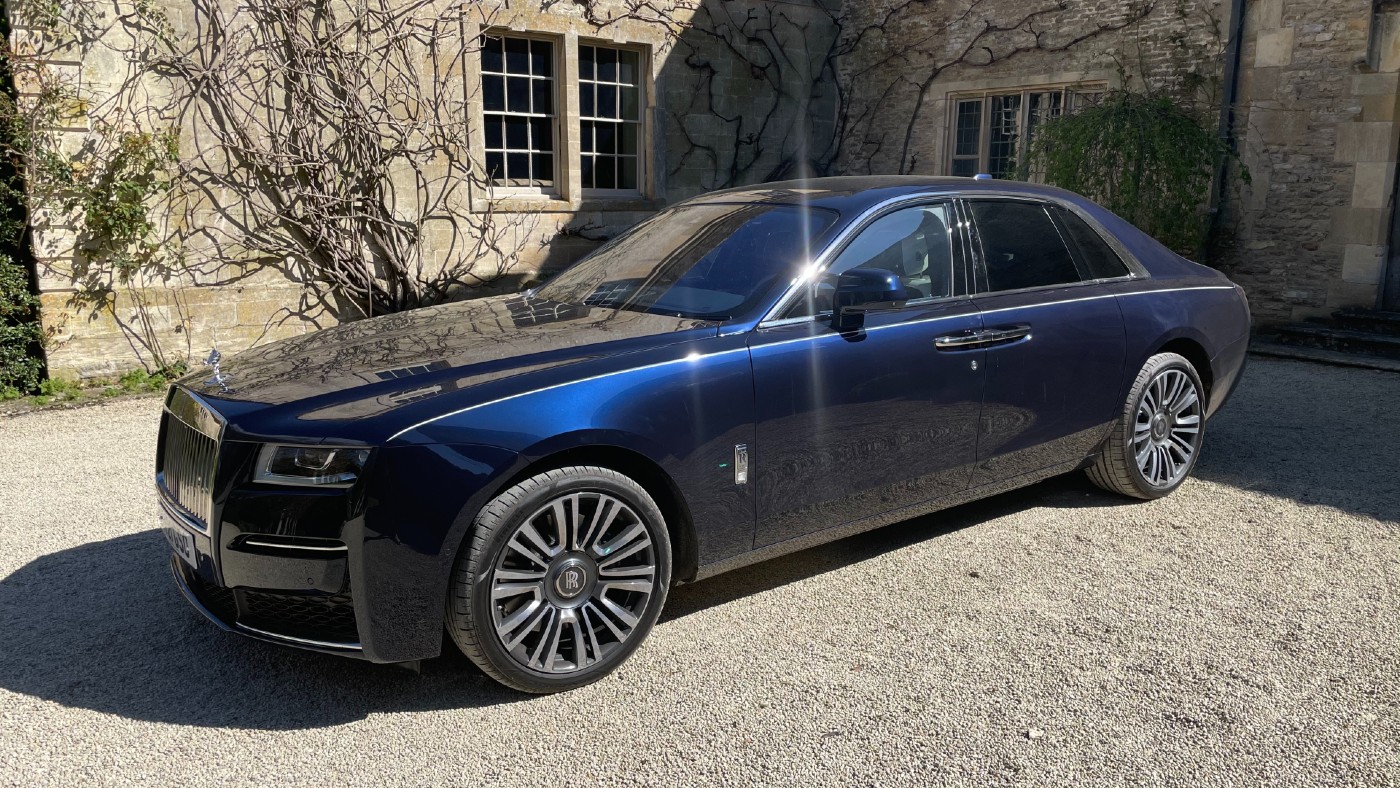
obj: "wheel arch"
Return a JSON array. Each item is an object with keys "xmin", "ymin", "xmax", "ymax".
[
  {"xmin": 477, "ymin": 442, "xmax": 700, "ymax": 585},
  {"xmin": 1154, "ymin": 336, "xmax": 1213, "ymax": 399}
]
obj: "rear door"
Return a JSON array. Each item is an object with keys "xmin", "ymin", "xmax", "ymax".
[{"xmin": 961, "ymin": 198, "xmax": 1128, "ymax": 486}]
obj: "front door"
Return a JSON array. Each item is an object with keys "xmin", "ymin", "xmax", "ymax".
[{"xmin": 748, "ymin": 202, "xmax": 987, "ymax": 549}]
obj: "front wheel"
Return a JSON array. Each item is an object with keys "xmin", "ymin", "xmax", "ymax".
[
  {"xmin": 1087, "ymin": 352, "xmax": 1206, "ymax": 500},
  {"xmin": 447, "ymin": 466, "xmax": 672, "ymax": 693}
]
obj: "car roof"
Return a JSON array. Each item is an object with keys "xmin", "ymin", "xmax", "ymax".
[{"xmin": 679, "ymin": 175, "xmax": 1093, "ymax": 216}]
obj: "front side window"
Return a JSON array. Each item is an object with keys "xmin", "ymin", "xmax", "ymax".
[
  {"xmin": 783, "ymin": 203, "xmax": 955, "ymax": 319},
  {"xmin": 482, "ymin": 35, "xmax": 556, "ymax": 188},
  {"xmin": 968, "ymin": 201, "xmax": 1081, "ymax": 292},
  {"xmin": 949, "ymin": 85, "xmax": 1105, "ymax": 179},
  {"xmin": 534, "ymin": 204, "xmax": 837, "ymax": 320},
  {"xmin": 580, "ymin": 45, "xmax": 643, "ymax": 192}
]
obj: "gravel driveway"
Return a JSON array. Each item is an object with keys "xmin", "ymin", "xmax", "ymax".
[{"xmin": 0, "ymin": 357, "xmax": 1397, "ymax": 787}]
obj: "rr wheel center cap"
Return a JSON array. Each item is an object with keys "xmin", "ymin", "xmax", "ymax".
[
  {"xmin": 1151, "ymin": 413, "xmax": 1169, "ymax": 441},
  {"xmin": 548, "ymin": 556, "xmax": 596, "ymax": 604}
]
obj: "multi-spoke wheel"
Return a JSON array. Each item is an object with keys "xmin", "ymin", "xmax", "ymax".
[
  {"xmin": 1087, "ymin": 352, "xmax": 1207, "ymax": 500},
  {"xmin": 447, "ymin": 466, "xmax": 672, "ymax": 693}
]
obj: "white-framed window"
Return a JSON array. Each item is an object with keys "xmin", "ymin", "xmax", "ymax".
[
  {"xmin": 481, "ymin": 34, "xmax": 559, "ymax": 190},
  {"xmin": 948, "ymin": 84, "xmax": 1106, "ymax": 179},
  {"xmin": 579, "ymin": 43, "xmax": 644, "ymax": 194},
  {"xmin": 476, "ymin": 30, "xmax": 650, "ymax": 203}
]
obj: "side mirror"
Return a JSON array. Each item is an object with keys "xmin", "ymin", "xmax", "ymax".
[{"xmin": 832, "ymin": 268, "xmax": 907, "ymax": 330}]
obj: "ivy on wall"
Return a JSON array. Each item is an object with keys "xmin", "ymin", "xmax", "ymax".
[{"xmin": 1021, "ymin": 89, "xmax": 1242, "ymax": 257}]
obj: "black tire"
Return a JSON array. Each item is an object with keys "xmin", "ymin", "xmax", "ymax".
[
  {"xmin": 447, "ymin": 466, "xmax": 672, "ymax": 693},
  {"xmin": 1087, "ymin": 352, "xmax": 1206, "ymax": 500}
]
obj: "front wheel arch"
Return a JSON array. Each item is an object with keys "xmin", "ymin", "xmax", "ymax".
[{"xmin": 467, "ymin": 443, "xmax": 699, "ymax": 587}]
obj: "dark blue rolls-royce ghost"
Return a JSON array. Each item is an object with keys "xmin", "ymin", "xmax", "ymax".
[{"xmin": 156, "ymin": 176, "xmax": 1250, "ymax": 692}]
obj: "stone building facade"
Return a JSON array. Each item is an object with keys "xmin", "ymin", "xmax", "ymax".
[{"xmin": 11, "ymin": 0, "xmax": 1400, "ymax": 379}]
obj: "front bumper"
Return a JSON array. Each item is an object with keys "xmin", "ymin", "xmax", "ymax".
[
  {"xmin": 171, "ymin": 556, "xmax": 365, "ymax": 656},
  {"xmin": 160, "ymin": 434, "xmax": 522, "ymax": 664}
]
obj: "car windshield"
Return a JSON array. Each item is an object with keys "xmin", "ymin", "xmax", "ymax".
[{"xmin": 534, "ymin": 203, "xmax": 839, "ymax": 320}]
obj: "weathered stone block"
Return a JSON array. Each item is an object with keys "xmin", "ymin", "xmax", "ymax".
[
  {"xmin": 1254, "ymin": 28, "xmax": 1296, "ymax": 68},
  {"xmin": 1326, "ymin": 279, "xmax": 1381, "ymax": 309},
  {"xmin": 1341, "ymin": 243, "xmax": 1386, "ymax": 284},
  {"xmin": 1333, "ymin": 207, "xmax": 1390, "ymax": 245},
  {"xmin": 1335, "ymin": 122, "xmax": 1398, "ymax": 162},
  {"xmin": 1352, "ymin": 72, "xmax": 1400, "ymax": 97},
  {"xmin": 1351, "ymin": 163, "xmax": 1395, "ymax": 209},
  {"xmin": 1253, "ymin": 107, "xmax": 1310, "ymax": 145},
  {"xmin": 1360, "ymin": 93, "xmax": 1399, "ymax": 123}
]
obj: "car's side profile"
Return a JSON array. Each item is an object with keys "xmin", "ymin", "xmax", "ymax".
[{"xmin": 157, "ymin": 176, "xmax": 1251, "ymax": 693}]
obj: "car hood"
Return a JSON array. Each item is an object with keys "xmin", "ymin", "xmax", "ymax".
[{"xmin": 178, "ymin": 293, "xmax": 716, "ymax": 435}]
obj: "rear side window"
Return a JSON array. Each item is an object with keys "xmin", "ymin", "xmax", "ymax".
[
  {"xmin": 967, "ymin": 201, "xmax": 1081, "ymax": 292},
  {"xmin": 1054, "ymin": 207, "xmax": 1131, "ymax": 280}
]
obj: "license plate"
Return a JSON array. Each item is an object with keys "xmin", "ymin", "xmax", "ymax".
[{"xmin": 163, "ymin": 523, "xmax": 197, "ymax": 568}]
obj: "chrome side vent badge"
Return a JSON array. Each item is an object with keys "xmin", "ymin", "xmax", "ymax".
[{"xmin": 734, "ymin": 444, "xmax": 749, "ymax": 485}]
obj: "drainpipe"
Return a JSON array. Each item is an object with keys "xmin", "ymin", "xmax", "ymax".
[{"xmin": 1212, "ymin": 0, "xmax": 1247, "ymax": 221}]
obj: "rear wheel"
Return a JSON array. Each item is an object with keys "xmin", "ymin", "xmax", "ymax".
[
  {"xmin": 447, "ymin": 466, "xmax": 671, "ymax": 693},
  {"xmin": 1087, "ymin": 352, "xmax": 1205, "ymax": 499}
]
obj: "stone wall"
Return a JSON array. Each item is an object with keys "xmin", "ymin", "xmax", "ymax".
[
  {"xmin": 833, "ymin": 0, "xmax": 1228, "ymax": 176},
  {"xmin": 12, "ymin": 0, "xmax": 1400, "ymax": 382},
  {"xmin": 1223, "ymin": 0, "xmax": 1396, "ymax": 322},
  {"xmin": 15, "ymin": 0, "xmax": 837, "ymax": 380}
]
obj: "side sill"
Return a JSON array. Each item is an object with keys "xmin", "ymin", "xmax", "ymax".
[{"xmin": 687, "ymin": 459, "xmax": 1081, "ymax": 583}]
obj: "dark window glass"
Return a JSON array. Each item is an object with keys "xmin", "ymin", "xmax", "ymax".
[
  {"xmin": 505, "ymin": 37, "xmax": 529, "ymax": 73},
  {"xmin": 504, "ymin": 116, "xmax": 527, "ymax": 149},
  {"xmin": 987, "ymin": 94, "xmax": 1021, "ymax": 179},
  {"xmin": 482, "ymin": 36, "xmax": 504, "ymax": 74},
  {"xmin": 507, "ymin": 77, "xmax": 530, "ymax": 113},
  {"xmin": 783, "ymin": 204, "xmax": 955, "ymax": 318},
  {"xmin": 969, "ymin": 201, "xmax": 1082, "ymax": 292},
  {"xmin": 579, "ymin": 45, "xmax": 595, "ymax": 80},
  {"xmin": 535, "ymin": 205, "xmax": 839, "ymax": 320},
  {"xmin": 483, "ymin": 75, "xmax": 504, "ymax": 112},
  {"xmin": 1054, "ymin": 207, "xmax": 1130, "ymax": 280},
  {"xmin": 484, "ymin": 117, "xmax": 502, "ymax": 149},
  {"xmin": 954, "ymin": 100, "xmax": 981, "ymax": 157},
  {"xmin": 597, "ymin": 47, "xmax": 617, "ymax": 82},
  {"xmin": 618, "ymin": 50, "xmax": 639, "ymax": 83}
]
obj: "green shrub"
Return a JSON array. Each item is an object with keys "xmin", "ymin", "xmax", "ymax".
[
  {"xmin": 1021, "ymin": 89, "xmax": 1243, "ymax": 257},
  {"xmin": 0, "ymin": 254, "xmax": 42, "ymax": 397}
]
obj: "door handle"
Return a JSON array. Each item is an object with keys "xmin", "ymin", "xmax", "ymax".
[
  {"xmin": 933, "ymin": 330, "xmax": 992, "ymax": 349},
  {"xmin": 933, "ymin": 324, "xmax": 1032, "ymax": 350},
  {"xmin": 981, "ymin": 324, "xmax": 1032, "ymax": 343}
]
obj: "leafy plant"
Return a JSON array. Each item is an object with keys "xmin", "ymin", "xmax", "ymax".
[
  {"xmin": 0, "ymin": 254, "xmax": 43, "ymax": 397},
  {"xmin": 1020, "ymin": 89, "xmax": 1243, "ymax": 257}
]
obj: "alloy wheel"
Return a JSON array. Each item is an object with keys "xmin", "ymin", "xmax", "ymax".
[
  {"xmin": 488, "ymin": 491, "xmax": 657, "ymax": 674},
  {"xmin": 1133, "ymin": 367, "xmax": 1202, "ymax": 488}
]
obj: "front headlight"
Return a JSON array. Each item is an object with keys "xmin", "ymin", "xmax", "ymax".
[{"xmin": 253, "ymin": 444, "xmax": 371, "ymax": 487}]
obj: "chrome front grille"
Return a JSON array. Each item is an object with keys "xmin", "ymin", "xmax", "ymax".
[{"xmin": 159, "ymin": 388, "xmax": 223, "ymax": 528}]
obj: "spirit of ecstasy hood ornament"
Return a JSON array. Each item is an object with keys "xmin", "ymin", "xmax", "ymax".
[{"xmin": 204, "ymin": 347, "xmax": 232, "ymax": 393}]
